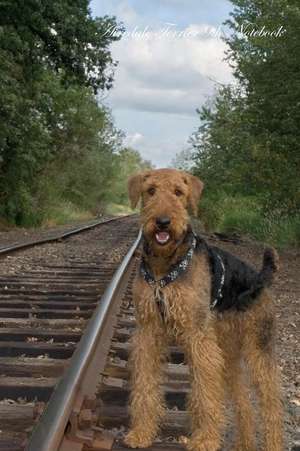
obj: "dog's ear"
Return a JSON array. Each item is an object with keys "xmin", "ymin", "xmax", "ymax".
[
  {"xmin": 128, "ymin": 173, "xmax": 144, "ymax": 209},
  {"xmin": 186, "ymin": 173, "xmax": 204, "ymax": 216}
]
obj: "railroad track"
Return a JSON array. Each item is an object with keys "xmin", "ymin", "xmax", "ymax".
[
  {"xmin": 0, "ymin": 216, "xmax": 131, "ymax": 256},
  {"xmin": 0, "ymin": 212, "xmax": 195, "ymax": 451},
  {"xmin": 27, "ymin": 227, "xmax": 193, "ymax": 451},
  {"xmin": 0, "ymin": 215, "xmax": 141, "ymax": 450}
]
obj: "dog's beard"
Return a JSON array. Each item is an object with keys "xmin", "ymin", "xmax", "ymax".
[{"xmin": 141, "ymin": 201, "xmax": 189, "ymax": 257}]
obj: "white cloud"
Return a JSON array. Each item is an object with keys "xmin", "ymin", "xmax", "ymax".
[
  {"xmin": 115, "ymin": 1, "xmax": 138, "ymax": 26},
  {"xmin": 113, "ymin": 108, "xmax": 200, "ymax": 168},
  {"xmin": 96, "ymin": 0, "xmax": 234, "ymax": 166},
  {"xmin": 137, "ymin": 136, "xmax": 191, "ymax": 168},
  {"xmin": 124, "ymin": 132, "xmax": 144, "ymax": 147},
  {"xmin": 109, "ymin": 23, "xmax": 232, "ymax": 116}
]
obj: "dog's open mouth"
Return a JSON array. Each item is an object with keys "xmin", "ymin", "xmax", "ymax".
[{"xmin": 155, "ymin": 231, "xmax": 170, "ymax": 245}]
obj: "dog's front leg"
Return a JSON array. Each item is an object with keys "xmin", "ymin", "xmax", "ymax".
[
  {"xmin": 183, "ymin": 326, "xmax": 225, "ymax": 451},
  {"xmin": 124, "ymin": 322, "xmax": 167, "ymax": 448}
]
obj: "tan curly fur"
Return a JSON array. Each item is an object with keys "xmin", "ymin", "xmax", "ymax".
[{"xmin": 124, "ymin": 168, "xmax": 283, "ymax": 451}]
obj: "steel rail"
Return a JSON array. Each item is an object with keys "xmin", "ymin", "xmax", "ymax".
[
  {"xmin": 26, "ymin": 229, "xmax": 142, "ymax": 451},
  {"xmin": 0, "ymin": 215, "xmax": 134, "ymax": 256}
]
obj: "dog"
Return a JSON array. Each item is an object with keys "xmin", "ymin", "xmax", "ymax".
[{"xmin": 124, "ymin": 168, "xmax": 283, "ymax": 451}]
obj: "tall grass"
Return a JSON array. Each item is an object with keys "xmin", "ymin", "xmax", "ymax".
[
  {"xmin": 42, "ymin": 201, "xmax": 95, "ymax": 227},
  {"xmin": 199, "ymin": 192, "xmax": 300, "ymax": 248}
]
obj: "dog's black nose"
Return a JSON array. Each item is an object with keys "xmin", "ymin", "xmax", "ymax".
[{"xmin": 156, "ymin": 216, "xmax": 171, "ymax": 228}]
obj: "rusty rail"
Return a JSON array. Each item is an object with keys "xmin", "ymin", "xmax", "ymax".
[
  {"xmin": 0, "ymin": 215, "xmax": 134, "ymax": 256},
  {"xmin": 26, "ymin": 229, "xmax": 142, "ymax": 451}
]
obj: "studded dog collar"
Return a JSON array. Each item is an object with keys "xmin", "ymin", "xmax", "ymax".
[
  {"xmin": 140, "ymin": 233, "xmax": 197, "ymax": 320},
  {"xmin": 140, "ymin": 234, "xmax": 197, "ymax": 289},
  {"xmin": 140, "ymin": 232, "xmax": 226, "ymax": 320}
]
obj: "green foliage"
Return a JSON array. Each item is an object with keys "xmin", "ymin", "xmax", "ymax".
[
  {"xmin": 44, "ymin": 200, "xmax": 95, "ymax": 226},
  {"xmin": 224, "ymin": 0, "xmax": 300, "ymax": 211},
  {"xmin": 26, "ymin": 103, "xmax": 149, "ymax": 223},
  {"xmin": 189, "ymin": 0, "xmax": 300, "ymax": 247},
  {"xmin": 0, "ymin": 1, "xmax": 123, "ymax": 92},
  {"xmin": 171, "ymin": 148, "xmax": 194, "ymax": 171},
  {"xmin": 199, "ymin": 191, "xmax": 260, "ymax": 232},
  {"xmin": 191, "ymin": 86, "xmax": 258, "ymax": 197},
  {"xmin": 0, "ymin": 0, "xmax": 136, "ymax": 226},
  {"xmin": 112, "ymin": 148, "xmax": 152, "ymax": 206},
  {"xmin": 199, "ymin": 192, "xmax": 300, "ymax": 248}
]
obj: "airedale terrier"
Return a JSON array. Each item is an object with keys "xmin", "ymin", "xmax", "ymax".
[{"xmin": 124, "ymin": 168, "xmax": 283, "ymax": 451}]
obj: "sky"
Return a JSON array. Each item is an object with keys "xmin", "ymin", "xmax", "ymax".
[{"xmin": 91, "ymin": 0, "xmax": 233, "ymax": 167}]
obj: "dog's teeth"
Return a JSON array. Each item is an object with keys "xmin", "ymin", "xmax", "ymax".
[{"xmin": 155, "ymin": 232, "xmax": 170, "ymax": 244}]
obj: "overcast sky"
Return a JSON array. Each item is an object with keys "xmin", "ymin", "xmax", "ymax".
[{"xmin": 91, "ymin": 0, "xmax": 233, "ymax": 167}]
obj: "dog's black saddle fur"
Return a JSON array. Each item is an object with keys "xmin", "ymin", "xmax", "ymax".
[{"xmin": 195, "ymin": 235, "xmax": 278, "ymax": 312}]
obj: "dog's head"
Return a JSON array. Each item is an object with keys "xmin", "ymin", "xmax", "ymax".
[{"xmin": 128, "ymin": 168, "xmax": 203, "ymax": 256}]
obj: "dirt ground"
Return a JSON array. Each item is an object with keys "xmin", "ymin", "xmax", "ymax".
[{"xmin": 0, "ymin": 216, "xmax": 109, "ymax": 249}]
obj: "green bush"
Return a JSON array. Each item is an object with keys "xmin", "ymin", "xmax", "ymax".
[
  {"xmin": 43, "ymin": 201, "xmax": 93, "ymax": 226},
  {"xmin": 220, "ymin": 208, "xmax": 263, "ymax": 239},
  {"xmin": 2, "ymin": 183, "xmax": 44, "ymax": 227},
  {"xmin": 267, "ymin": 215, "xmax": 300, "ymax": 248},
  {"xmin": 199, "ymin": 192, "xmax": 259, "ymax": 230},
  {"xmin": 199, "ymin": 192, "xmax": 299, "ymax": 248},
  {"xmin": 198, "ymin": 192, "xmax": 226, "ymax": 230}
]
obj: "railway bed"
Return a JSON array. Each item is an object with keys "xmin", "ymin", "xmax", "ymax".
[
  {"xmin": 0, "ymin": 216, "xmax": 139, "ymax": 450},
  {"xmin": 0, "ymin": 218, "xmax": 298, "ymax": 450}
]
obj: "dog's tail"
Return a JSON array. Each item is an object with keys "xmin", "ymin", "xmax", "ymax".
[
  {"xmin": 236, "ymin": 247, "xmax": 279, "ymax": 310},
  {"xmin": 259, "ymin": 247, "xmax": 279, "ymax": 287}
]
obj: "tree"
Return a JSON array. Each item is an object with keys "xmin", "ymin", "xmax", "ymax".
[
  {"xmin": 191, "ymin": 0, "xmax": 300, "ymax": 214},
  {"xmin": 112, "ymin": 148, "xmax": 153, "ymax": 206},
  {"xmin": 224, "ymin": 0, "xmax": 300, "ymax": 211},
  {"xmin": 0, "ymin": 1, "xmax": 124, "ymax": 224},
  {"xmin": 191, "ymin": 85, "xmax": 260, "ymax": 196},
  {"xmin": 171, "ymin": 148, "xmax": 194, "ymax": 171},
  {"xmin": 0, "ymin": 1, "xmax": 123, "ymax": 92}
]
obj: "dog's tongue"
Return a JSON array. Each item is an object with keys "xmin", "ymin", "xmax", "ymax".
[{"xmin": 155, "ymin": 231, "xmax": 170, "ymax": 244}]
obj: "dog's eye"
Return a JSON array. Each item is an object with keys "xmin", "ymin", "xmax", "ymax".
[
  {"xmin": 148, "ymin": 187, "xmax": 156, "ymax": 196},
  {"xmin": 175, "ymin": 189, "xmax": 183, "ymax": 197}
]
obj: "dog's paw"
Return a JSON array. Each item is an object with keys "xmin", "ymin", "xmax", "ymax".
[{"xmin": 123, "ymin": 430, "xmax": 153, "ymax": 448}]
